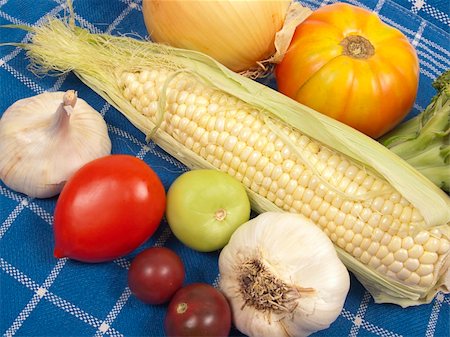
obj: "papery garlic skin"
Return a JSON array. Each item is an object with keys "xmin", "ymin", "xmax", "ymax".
[
  {"xmin": 219, "ymin": 212, "xmax": 350, "ymax": 337},
  {"xmin": 0, "ymin": 91, "xmax": 111, "ymax": 198}
]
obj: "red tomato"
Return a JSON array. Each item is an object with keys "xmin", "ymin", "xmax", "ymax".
[
  {"xmin": 53, "ymin": 155, "xmax": 166, "ymax": 263},
  {"xmin": 128, "ymin": 247, "xmax": 185, "ymax": 304},
  {"xmin": 165, "ymin": 283, "xmax": 231, "ymax": 337}
]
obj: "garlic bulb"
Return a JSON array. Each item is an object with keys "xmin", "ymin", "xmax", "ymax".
[
  {"xmin": 219, "ymin": 212, "xmax": 350, "ymax": 337},
  {"xmin": 142, "ymin": 0, "xmax": 311, "ymax": 73},
  {"xmin": 0, "ymin": 90, "xmax": 111, "ymax": 198}
]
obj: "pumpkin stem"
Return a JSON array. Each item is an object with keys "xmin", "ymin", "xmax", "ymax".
[{"xmin": 340, "ymin": 35, "xmax": 375, "ymax": 59}]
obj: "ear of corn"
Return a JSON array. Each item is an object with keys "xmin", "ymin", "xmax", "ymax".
[{"xmin": 10, "ymin": 18, "xmax": 450, "ymax": 307}]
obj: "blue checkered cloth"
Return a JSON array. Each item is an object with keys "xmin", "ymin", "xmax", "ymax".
[{"xmin": 1, "ymin": 0, "xmax": 449, "ymax": 336}]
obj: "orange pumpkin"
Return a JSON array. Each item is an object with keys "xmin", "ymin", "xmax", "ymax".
[{"xmin": 275, "ymin": 2, "xmax": 419, "ymax": 138}]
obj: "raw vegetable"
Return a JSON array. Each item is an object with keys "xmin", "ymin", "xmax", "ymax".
[
  {"xmin": 275, "ymin": 2, "xmax": 420, "ymax": 138},
  {"xmin": 0, "ymin": 90, "xmax": 111, "ymax": 198},
  {"xmin": 128, "ymin": 247, "xmax": 185, "ymax": 304},
  {"xmin": 164, "ymin": 283, "xmax": 231, "ymax": 337},
  {"xmin": 8, "ymin": 14, "xmax": 450, "ymax": 306},
  {"xmin": 53, "ymin": 155, "xmax": 166, "ymax": 263},
  {"xmin": 219, "ymin": 212, "xmax": 350, "ymax": 337},
  {"xmin": 165, "ymin": 169, "xmax": 251, "ymax": 252},
  {"xmin": 380, "ymin": 70, "xmax": 450, "ymax": 193},
  {"xmin": 142, "ymin": 0, "xmax": 311, "ymax": 74}
]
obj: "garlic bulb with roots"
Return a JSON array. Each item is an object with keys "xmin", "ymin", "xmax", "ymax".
[
  {"xmin": 219, "ymin": 212, "xmax": 350, "ymax": 337},
  {"xmin": 0, "ymin": 90, "xmax": 111, "ymax": 198}
]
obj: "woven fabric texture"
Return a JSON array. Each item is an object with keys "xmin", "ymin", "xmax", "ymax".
[{"xmin": 0, "ymin": 0, "xmax": 449, "ymax": 336}]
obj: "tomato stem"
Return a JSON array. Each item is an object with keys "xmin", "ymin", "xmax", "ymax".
[
  {"xmin": 176, "ymin": 302, "xmax": 188, "ymax": 314},
  {"xmin": 340, "ymin": 35, "xmax": 375, "ymax": 59},
  {"xmin": 214, "ymin": 208, "xmax": 227, "ymax": 221}
]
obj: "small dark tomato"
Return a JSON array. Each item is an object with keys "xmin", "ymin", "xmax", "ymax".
[
  {"xmin": 128, "ymin": 247, "xmax": 185, "ymax": 305},
  {"xmin": 164, "ymin": 283, "xmax": 231, "ymax": 337}
]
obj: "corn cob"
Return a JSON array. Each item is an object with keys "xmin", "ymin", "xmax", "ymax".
[{"xmin": 7, "ymin": 17, "xmax": 450, "ymax": 307}]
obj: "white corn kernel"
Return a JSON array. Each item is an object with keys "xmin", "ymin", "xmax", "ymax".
[
  {"xmin": 368, "ymin": 256, "xmax": 381, "ymax": 269},
  {"xmin": 405, "ymin": 258, "xmax": 420, "ymax": 272},
  {"xmin": 418, "ymin": 274, "xmax": 434, "ymax": 287},
  {"xmin": 416, "ymin": 264, "xmax": 433, "ymax": 276},
  {"xmin": 255, "ymin": 156, "xmax": 273, "ymax": 171},
  {"xmin": 353, "ymin": 247, "xmax": 363, "ymax": 258},
  {"xmin": 393, "ymin": 249, "xmax": 408, "ymax": 262},
  {"xmin": 360, "ymin": 251, "xmax": 371, "ymax": 264},
  {"xmin": 396, "ymin": 268, "xmax": 412, "ymax": 281},
  {"xmin": 389, "ymin": 261, "xmax": 403, "ymax": 273},
  {"xmin": 414, "ymin": 231, "xmax": 430, "ymax": 245},
  {"xmin": 345, "ymin": 243, "xmax": 354, "ymax": 253},
  {"xmin": 419, "ymin": 252, "xmax": 438, "ymax": 264},
  {"xmin": 367, "ymin": 242, "xmax": 380, "ymax": 255},
  {"xmin": 352, "ymin": 233, "xmax": 363, "ymax": 247},
  {"xmin": 405, "ymin": 273, "xmax": 421, "ymax": 285},
  {"xmin": 376, "ymin": 245, "xmax": 389, "ymax": 259},
  {"xmin": 438, "ymin": 238, "xmax": 450, "ymax": 254},
  {"xmin": 402, "ymin": 237, "xmax": 415, "ymax": 250},
  {"xmin": 361, "ymin": 238, "xmax": 371, "ymax": 251},
  {"xmin": 381, "ymin": 253, "xmax": 395, "ymax": 266},
  {"xmin": 387, "ymin": 236, "xmax": 402, "ymax": 251},
  {"xmin": 408, "ymin": 245, "xmax": 424, "ymax": 259},
  {"xmin": 424, "ymin": 237, "xmax": 440, "ymax": 253}
]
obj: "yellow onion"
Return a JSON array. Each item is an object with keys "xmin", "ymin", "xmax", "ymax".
[{"xmin": 142, "ymin": 0, "xmax": 300, "ymax": 72}]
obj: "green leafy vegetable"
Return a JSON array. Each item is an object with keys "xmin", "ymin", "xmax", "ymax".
[{"xmin": 380, "ymin": 70, "xmax": 450, "ymax": 193}]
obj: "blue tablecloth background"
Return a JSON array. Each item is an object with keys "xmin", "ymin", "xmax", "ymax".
[{"xmin": 0, "ymin": 0, "xmax": 449, "ymax": 336}]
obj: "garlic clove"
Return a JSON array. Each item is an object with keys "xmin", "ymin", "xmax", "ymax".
[{"xmin": 0, "ymin": 90, "xmax": 111, "ymax": 198}]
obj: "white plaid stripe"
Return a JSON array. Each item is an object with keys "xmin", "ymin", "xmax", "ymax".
[
  {"xmin": 107, "ymin": 124, "xmax": 187, "ymax": 170},
  {"xmin": 105, "ymin": 1, "xmax": 139, "ymax": 34},
  {"xmin": 419, "ymin": 2, "xmax": 450, "ymax": 26},
  {"xmin": 412, "ymin": 20, "xmax": 427, "ymax": 47},
  {"xmin": 4, "ymin": 293, "xmax": 42, "ymax": 337},
  {"xmin": 425, "ymin": 293, "xmax": 447, "ymax": 337},
  {"xmin": 50, "ymin": 73, "xmax": 70, "ymax": 92},
  {"xmin": 0, "ymin": 258, "xmax": 40, "ymax": 292},
  {"xmin": 93, "ymin": 288, "xmax": 132, "ymax": 337},
  {"xmin": 1, "ymin": 61, "xmax": 46, "ymax": 93},
  {"xmin": 2, "ymin": 258, "xmax": 66, "ymax": 336},
  {"xmin": 349, "ymin": 291, "xmax": 372, "ymax": 337},
  {"xmin": 1, "ymin": 256, "xmax": 125, "ymax": 337},
  {"xmin": 360, "ymin": 319, "xmax": 403, "ymax": 337},
  {"xmin": 374, "ymin": 0, "xmax": 386, "ymax": 13},
  {"xmin": 0, "ymin": 201, "xmax": 27, "ymax": 239},
  {"xmin": 0, "ymin": 10, "xmax": 29, "ymax": 25},
  {"xmin": 45, "ymin": 292, "xmax": 124, "ymax": 337},
  {"xmin": 112, "ymin": 258, "xmax": 131, "ymax": 270},
  {"xmin": 26, "ymin": 202, "xmax": 54, "ymax": 225},
  {"xmin": 341, "ymin": 307, "xmax": 403, "ymax": 337},
  {"xmin": 411, "ymin": 0, "xmax": 424, "ymax": 13},
  {"xmin": 152, "ymin": 226, "xmax": 172, "ymax": 247}
]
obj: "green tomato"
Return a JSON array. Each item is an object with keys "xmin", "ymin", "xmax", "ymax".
[{"xmin": 166, "ymin": 169, "xmax": 251, "ymax": 252}]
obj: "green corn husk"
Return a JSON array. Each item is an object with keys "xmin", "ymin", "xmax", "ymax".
[{"xmin": 2, "ymin": 16, "xmax": 449, "ymax": 307}]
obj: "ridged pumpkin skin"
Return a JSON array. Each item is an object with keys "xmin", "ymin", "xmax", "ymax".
[{"xmin": 275, "ymin": 2, "xmax": 419, "ymax": 138}]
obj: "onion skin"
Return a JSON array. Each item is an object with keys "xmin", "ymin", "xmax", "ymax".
[
  {"xmin": 275, "ymin": 2, "xmax": 419, "ymax": 138},
  {"xmin": 142, "ymin": 0, "xmax": 291, "ymax": 72}
]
